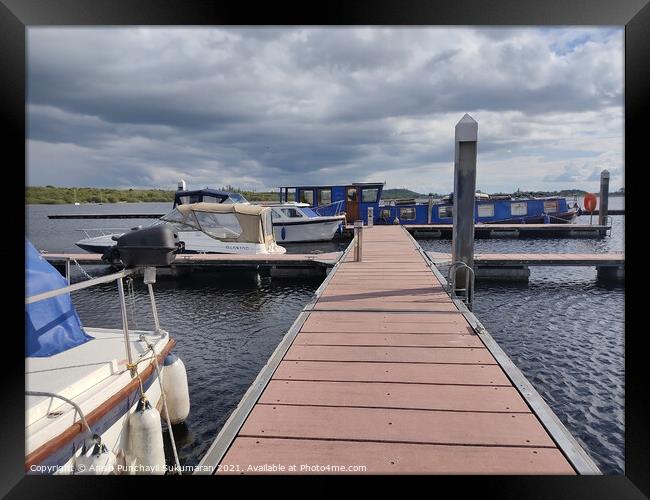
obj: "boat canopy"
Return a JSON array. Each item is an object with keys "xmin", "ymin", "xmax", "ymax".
[
  {"xmin": 165, "ymin": 202, "xmax": 275, "ymax": 246},
  {"xmin": 25, "ymin": 240, "xmax": 93, "ymax": 357}
]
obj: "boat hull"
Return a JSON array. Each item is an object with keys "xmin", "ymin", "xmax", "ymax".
[
  {"xmin": 481, "ymin": 210, "xmax": 578, "ymax": 225},
  {"xmin": 26, "ymin": 335, "xmax": 176, "ymax": 475},
  {"xmin": 273, "ymin": 218, "xmax": 343, "ymax": 243},
  {"xmin": 76, "ymin": 231, "xmax": 286, "ymax": 255}
]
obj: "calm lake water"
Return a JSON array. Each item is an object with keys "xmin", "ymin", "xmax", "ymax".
[{"xmin": 26, "ymin": 197, "xmax": 624, "ymax": 474}]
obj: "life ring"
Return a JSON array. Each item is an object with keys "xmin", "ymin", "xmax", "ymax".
[{"xmin": 583, "ymin": 193, "xmax": 597, "ymax": 212}]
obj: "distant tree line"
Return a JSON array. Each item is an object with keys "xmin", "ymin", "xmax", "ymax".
[
  {"xmin": 26, "ymin": 184, "xmax": 625, "ymax": 205},
  {"xmin": 25, "ymin": 186, "xmax": 279, "ymax": 204}
]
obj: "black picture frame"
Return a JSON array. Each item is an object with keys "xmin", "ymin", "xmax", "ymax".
[{"xmin": 3, "ymin": 0, "xmax": 646, "ymax": 497}]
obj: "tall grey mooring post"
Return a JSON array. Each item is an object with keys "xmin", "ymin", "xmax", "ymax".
[
  {"xmin": 598, "ymin": 170, "xmax": 610, "ymax": 236},
  {"xmin": 452, "ymin": 114, "xmax": 478, "ymax": 303}
]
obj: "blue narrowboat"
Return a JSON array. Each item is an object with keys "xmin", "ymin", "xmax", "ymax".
[{"xmin": 278, "ymin": 183, "xmax": 579, "ymax": 225}]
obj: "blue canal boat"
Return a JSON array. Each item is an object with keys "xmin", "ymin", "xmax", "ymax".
[{"xmin": 277, "ymin": 183, "xmax": 579, "ymax": 225}]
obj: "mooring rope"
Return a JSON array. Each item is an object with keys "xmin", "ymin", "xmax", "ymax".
[
  {"xmin": 126, "ymin": 276, "xmax": 140, "ymax": 331},
  {"xmin": 71, "ymin": 257, "xmax": 95, "ymax": 280}
]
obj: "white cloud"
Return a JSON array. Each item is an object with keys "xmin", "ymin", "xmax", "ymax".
[{"xmin": 27, "ymin": 27, "xmax": 624, "ymax": 193}]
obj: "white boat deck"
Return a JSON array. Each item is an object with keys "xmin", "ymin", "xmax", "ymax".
[{"xmin": 26, "ymin": 328, "xmax": 168, "ymax": 454}]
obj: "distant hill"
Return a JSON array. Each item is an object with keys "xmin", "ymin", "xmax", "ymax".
[{"xmin": 382, "ymin": 188, "xmax": 426, "ymax": 199}]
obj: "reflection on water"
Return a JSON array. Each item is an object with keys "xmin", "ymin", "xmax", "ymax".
[{"xmin": 27, "ymin": 203, "xmax": 624, "ymax": 474}]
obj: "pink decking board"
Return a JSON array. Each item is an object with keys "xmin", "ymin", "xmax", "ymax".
[{"xmin": 215, "ymin": 226, "xmax": 575, "ymax": 474}]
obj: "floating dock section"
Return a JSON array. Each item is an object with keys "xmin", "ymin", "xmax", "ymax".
[
  {"xmin": 196, "ymin": 225, "xmax": 600, "ymax": 475},
  {"xmin": 428, "ymin": 252, "xmax": 624, "ymax": 281},
  {"xmin": 42, "ymin": 252, "xmax": 342, "ymax": 278},
  {"xmin": 345, "ymin": 223, "xmax": 611, "ymax": 239}
]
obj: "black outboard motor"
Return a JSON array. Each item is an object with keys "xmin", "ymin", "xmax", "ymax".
[{"xmin": 102, "ymin": 225, "xmax": 180, "ymax": 268}]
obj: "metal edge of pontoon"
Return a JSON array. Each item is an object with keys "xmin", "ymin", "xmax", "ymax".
[
  {"xmin": 405, "ymin": 227, "xmax": 601, "ymax": 475},
  {"xmin": 194, "ymin": 239, "xmax": 355, "ymax": 474}
]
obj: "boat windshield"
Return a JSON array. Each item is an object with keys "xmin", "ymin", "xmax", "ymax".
[
  {"xmin": 158, "ymin": 208, "xmax": 200, "ymax": 232},
  {"xmin": 158, "ymin": 208, "xmax": 244, "ymax": 239},
  {"xmin": 299, "ymin": 207, "xmax": 320, "ymax": 218},
  {"xmin": 223, "ymin": 193, "xmax": 249, "ymax": 204}
]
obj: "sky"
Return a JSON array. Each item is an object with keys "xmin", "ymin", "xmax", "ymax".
[{"xmin": 27, "ymin": 27, "xmax": 624, "ymax": 194}]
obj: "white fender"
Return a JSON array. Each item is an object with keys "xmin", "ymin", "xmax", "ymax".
[
  {"xmin": 161, "ymin": 354, "xmax": 190, "ymax": 425},
  {"xmin": 75, "ymin": 436, "xmax": 116, "ymax": 475},
  {"xmin": 127, "ymin": 397, "xmax": 166, "ymax": 475}
]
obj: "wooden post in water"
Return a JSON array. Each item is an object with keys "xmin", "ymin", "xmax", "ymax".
[
  {"xmin": 452, "ymin": 114, "xmax": 478, "ymax": 302},
  {"xmin": 598, "ymin": 170, "xmax": 610, "ymax": 237},
  {"xmin": 353, "ymin": 220, "xmax": 363, "ymax": 262}
]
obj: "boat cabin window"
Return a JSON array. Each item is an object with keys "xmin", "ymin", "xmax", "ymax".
[
  {"xmin": 477, "ymin": 203, "xmax": 494, "ymax": 218},
  {"xmin": 543, "ymin": 200, "xmax": 558, "ymax": 213},
  {"xmin": 399, "ymin": 207, "xmax": 416, "ymax": 220},
  {"xmin": 511, "ymin": 202, "xmax": 527, "ymax": 216},
  {"xmin": 362, "ymin": 188, "xmax": 380, "ymax": 203},
  {"xmin": 318, "ymin": 188, "xmax": 332, "ymax": 205},
  {"xmin": 203, "ymin": 195, "xmax": 223, "ymax": 204},
  {"xmin": 281, "ymin": 208, "xmax": 303, "ymax": 218},
  {"xmin": 300, "ymin": 190, "xmax": 314, "ymax": 206},
  {"xmin": 381, "ymin": 208, "xmax": 391, "ymax": 219},
  {"xmin": 438, "ymin": 206, "xmax": 453, "ymax": 218},
  {"xmin": 177, "ymin": 194, "xmax": 202, "ymax": 205},
  {"xmin": 194, "ymin": 211, "xmax": 243, "ymax": 239},
  {"xmin": 347, "ymin": 187, "xmax": 358, "ymax": 202}
]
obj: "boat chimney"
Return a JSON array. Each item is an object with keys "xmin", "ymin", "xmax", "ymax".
[
  {"xmin": 177, "ymin": 179, "xmax": 186, "ymax": 191},
  {"xmin": 452, "ymin": 113, "xmax": 478, "ymax": 305}
]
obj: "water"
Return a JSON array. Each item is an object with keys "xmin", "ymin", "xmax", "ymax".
[{"xmin": 25, "ymin": 200, "xmax": 624, "ymax": 474}]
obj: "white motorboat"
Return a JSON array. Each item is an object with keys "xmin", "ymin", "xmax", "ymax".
[
  {"xmin": 254, "ymin": 202, "xmax": 346, "ymax": 243},
  {"xmin": 26, "ymin": 232, "xmax": 190, "ymax": 475},
  {"xmin": 172, "ymin": 187, "xmax": 346, "ymax": 243},
  {"xmin": 76, "ymin": 203, "xmax": 286, "ymax": 255}
]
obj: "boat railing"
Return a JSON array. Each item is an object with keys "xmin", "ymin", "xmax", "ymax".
[
  {"xmin": 314, "ymin": 200, "xmax": 344, "ymax": 217},
  {"xmin": 26, "ymin": 268, "xmax": 135, "ymax": 305},
  {"xmin": 26, "ymin": 266, "xmax": 164, "ymax": 374}
]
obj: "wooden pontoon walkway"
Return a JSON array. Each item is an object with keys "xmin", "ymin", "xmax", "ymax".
[{"xmin": 197, "ymin": 225, "xmax": 599, "ymax": 475}]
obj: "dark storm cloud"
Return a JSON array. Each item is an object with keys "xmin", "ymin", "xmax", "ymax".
[{"xmin": 27, "ymin": 27, "xmax": 623, "ymax": 192}]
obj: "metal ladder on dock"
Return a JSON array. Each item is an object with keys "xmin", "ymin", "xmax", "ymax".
[{"xmin": 447, "ymin": 261, "xmax": 475, "ymax": 309}]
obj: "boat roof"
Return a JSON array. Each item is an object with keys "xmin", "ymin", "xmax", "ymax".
[
  {"xmin": 175, "ymin": 188, "xmax": 234, "ymax": 197},
  {"xmin": 167, "ymin": 203, "xmax": 272, "ymax": 245},
  {"xmin": 254, "ymin": 201, "xmax": 311, "ymax": 207},
  {"xmin": 176, "ymin": 201, "xmax": 268, "ymax": 216},
  {"xmin": 279, "ymin": 182, "xmax": 385, "ymax": 189}
]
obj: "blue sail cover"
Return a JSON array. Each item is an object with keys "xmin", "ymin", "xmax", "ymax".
[{"xmin": 25, "ymin": 240, "xmax": 93, "ymax": 357}]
